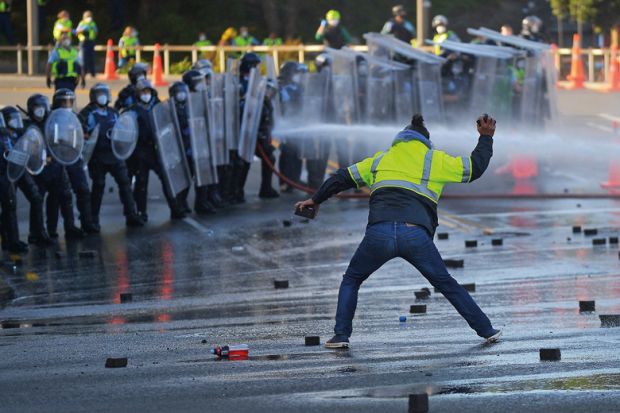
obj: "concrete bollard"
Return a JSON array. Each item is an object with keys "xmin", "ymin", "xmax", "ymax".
[
  {"xmin": 274, "ymin": 280, "xmax": 289, "ymax": 289},
  {"xmin": 105, "ymin": 357, "xmax": 128, "ymax": 368},
  {"xmin": 409, "ymin": 305, "xmax": 427, "ymax": 314},
  {"xmin": 305, "ymin": 336, "xmax": 320, "ymax": 346},
  {"xmin": 539, "ymin": 348, "xmax": 561, "ymax": 361},
  {"xmin": 408, "ymin": 393, "xmax": 429, "ymax": 413},
  {"xmin": 579, "ymin": 300, "xmax": 595, "ymax": 312},
  {"xmin": 599, "ymin": 314, "xmax": 620, "ymax": 327}
]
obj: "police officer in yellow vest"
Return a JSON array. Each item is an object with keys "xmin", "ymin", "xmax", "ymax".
[
  {"xmin": 194, "ymin": 32, "xmax": 212, "ymax": 59},
  {"xmin": 46, "ymin": 30, "xmax": 85, "ymax": 91},
  {"xmin": 263, "ymin": 32, "xmax": 283, "ymax": 46},
  {"xmin": 432, "ymin": 15, "xmax": 460, "ymax": 56},
  {"xmin": 0, "ymin": 0, "xmax": 14, "ymax": 44},
  {"xmin": 53, "ymin": 10, "xmax": 72, "ymax": 43},
  {"xmin": 76, "ymin": 10, "xmax": 98, "ymax": 77},
  {"xmin": 118, "ymin": 26, "xmax": 140, "ymax": 68},
  {"xmin": 295, "ymin": 113, "xmax": 502, "ymax": 349}
]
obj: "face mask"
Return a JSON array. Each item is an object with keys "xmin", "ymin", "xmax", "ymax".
[
  {"xmin": 327, "ymin": 19, "xmax": 339, "ymax": 26},
  {"xmin": 194, "ymin": 83, "xmax": 207, "ymax": 92},
  {"xmin": 96, "ymin": 95, "xmax": 108, "ymax": 106},
  {"xmin": 85, "ymin": 17, "xmax": 93, "ymax": 23},
  {"xmin": 436, "ymin": 25, "xmax": 446, "ymax": 34},
  {"xmin": 136, "ymin": 74, "xmax": 146, "ymax": 82},
  {"xmin": 240, "ymin": 31, "xmax": 248, "ymax": 37},
  {"xmin": 140, "ymin": 93, "xmax": 151, "ymax": 103},
  {"xmin": 292, "ymin": 74, "xmax": 301, "ymax": 84},
  {"xmin": 8, "ymin": 119, "xmax": 20, "ymax": 130},
  {"xmin": 62, "ymin": 39, "xmax": 71, "ymax": 47},
  {"xmin": 33, "ymin": 107, "xmax": 46, "ymax": 120},
  {"xmin": 175, "ymin": 91, "xmax": 187, "ymax": 102},
  {"xmin": 199, "ymin": 34, "xmax": 206, "ymax": 41}
]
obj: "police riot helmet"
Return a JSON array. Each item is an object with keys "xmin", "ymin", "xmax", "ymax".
[
  {"xmin": 89, "ymin": 83, "xmax": 112, "ymax": 106},
  {"xmin": 169, "ymin": 81, "xmax": 190, "ymax": 103},
  {"xmin": 239, "ymin": 52, "xmax": 261, "ymax": 75},
  {"xmin": 182, "ymin": 69, "xmax": 207, "ymax": 92},
  {"xmin": 278, "ymin": 61, "xmax": 308, "ymax": 84},
  {"xmin": 392, "ymin": 5, "xmax": 406, "ymax": 17},
  {"xmin": 522, "ymin": 15, "xmax": 542, "ymax": 34},
  {"xmin": 432, "ymin": 15, "xmax": 448, "ymax": 29},
  {"xmin": 314, "ymin": 53, "xmax": 332, "ymax": 72},
  {"xmin": 1, "ymin": 106, "xmax": 24, "ymax": 131},
  {"xmin": 27, "ymin": 94, "xmax": 50, "ymax": 122},
  {"xmin": 128, "ymin": 63, "xmax": 148, "ymax": 85},
  {"xmin": 192, "ymin": 59, "xmax": 214, "ymax": 78},
  {"xmin": 52, "ymin": 88, "xmax": 76, "ymax": 110}
]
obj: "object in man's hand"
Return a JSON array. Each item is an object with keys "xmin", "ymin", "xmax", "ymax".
[{"xmin": 295, "ymin": 206, "xmax": 316, "ymax": 219}]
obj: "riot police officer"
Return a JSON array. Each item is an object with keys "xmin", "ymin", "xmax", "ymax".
[
  {"xmin": 381, "ymin": 5, "xmax": 416, "ymax": 44},
  {"xmin": 1, "ymin": 106, "xmax": 51, "ymax": 246},
  {"xmin": 79, "ymin": 83, "xmax": 144, "ymax": 229},
  {"xmin": 170, "ymin": 79, "xmax": 216, "ymax": 215},
  {"xmin": 25, "ymin": 93, "xmax": 83, "ymax": 240},
  {"xmin": 128, "ymin": 79, "xmax": 185, "ymax": 221},
  {"xmin": 51, "ymin": 88, "xmax": 98, "ymax": 234},
  {"xmin": 520, "ymin": 16, "xmax": 544, "ymax": 42},
  {"xmin": 0, "ymin": 113, "xmax": 27, "ymax": 253},
  {"xmin": 114, "ymin": 62, "xmax": 153, "ymax": 111}
]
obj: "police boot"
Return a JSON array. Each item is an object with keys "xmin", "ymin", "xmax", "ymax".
[
  {"xmin": 234, "ymin": 162, "xmax": 251, "ymax": 204},
  {"xmin": 126, "ymin": 212, "xmax": 145, "ymax": 227},
  {"xmin": 207, "ymin": 184, "xmax": 227, "ymax": 209},
  {"xmin": 76, "ymin": 190, "xmax": 99, "ymax": 234},
  {"xmin": 218, "ymin": 165, "xmax": 234, "ymax": 204},
  {"xmin": 6, "ymin": 211, "xmax": 28, "ymax": 253},
  {"xmin": 194, "ymin": 186, "xmax": 217, "ymax": 215},
  {"xmin": 258, "ymin": 161, "xmax": 279, "ymax": 199},
  {"xmin": 176, "ymin": 188, "xmax": 191, "ymax": 214}
]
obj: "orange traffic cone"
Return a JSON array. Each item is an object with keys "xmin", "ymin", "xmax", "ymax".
[
  {"xmin": 566, "ymin": 34, "xmax": 586, "ymax": 89},
  {"xmin": 100, "ymin": 39, "xmax": 119, "ymax": 80},
  {"xmin": 605, "ymin": 45, "xmax": 620, "ymax": 92},
  {"xmin": 601, "ymin": 161, "xmax": 620, "ymax": 194},
  {"xmin": 151, "ymin": 43, "xmax": 167, "ymax": 86}
]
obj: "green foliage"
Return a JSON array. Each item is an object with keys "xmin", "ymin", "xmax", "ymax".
[
  {"xmin": 569, "ymin": 0, "xmax": 597, "ymax": 24},
  {"xmin": 170, "ymin": 57, "xmax": 192, "ymax": 75},
  {"xmin": 550, "ymin": 0, "xmax": 569, "ymax": 18}
]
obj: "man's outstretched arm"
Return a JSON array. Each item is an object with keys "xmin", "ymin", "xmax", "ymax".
[{"xmin": 295, "ymin": 168, "xmax": 356, "ymax": 216}]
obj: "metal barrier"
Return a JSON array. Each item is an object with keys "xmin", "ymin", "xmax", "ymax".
[{"xmin": 0, "ymin": 43, "xmax": 614, "ymax": 84}]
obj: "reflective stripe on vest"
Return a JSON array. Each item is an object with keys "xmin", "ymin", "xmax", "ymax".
[
  {"xmin": 461, "ymin": 156, "xmax": 471, "ymax": 183},
  {"xmin": 348, "ymin": 164, "xmax": 365, "ymax": 187}
]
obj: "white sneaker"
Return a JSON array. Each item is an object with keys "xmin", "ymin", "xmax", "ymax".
[{"xmin": 485, "ymin": 329, "xmax": 502, "ymax": 343}]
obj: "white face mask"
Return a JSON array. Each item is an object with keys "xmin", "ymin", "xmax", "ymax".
[
  {"xmin": 62, "ymin": 39, "xmax": 71, "ymax": 47},
  {"xmin": 96, "ymin": 95, "xmax": 108, "ymax": 106},
  {"xmin": 292, "ymin": 74, "xmax": 301, "ymax": 84},
  {"xmin": 240, "ymin": 31, "xmax": 248, "ymax": 37},
  {"xmin": 175, "ymin": 91, "xmax": 187, "ymax": 102},
  {"xmin": 140, "ymin": 93, "xmax": 151, "ymax": 103},
  {"xmin": 85, "ymin": 17, "xmax": 93, "ymax": 23},
  {"xmin": 33, "ymin": 107, "xmax": 46, "ymax": 120},
  {"xmin": 199, "ymin": 34, "xmax": 206, "ymax": 41},
  {"xmin": 136, "ymin": 74, "xmax": 146, "ymax": 82},
  {"xmin": 327, "ymin": 19, "xmax": 339, "ymax": 27},
  {"xmin": 436, "ymin": 25, "xmax": 447, "ymax": 34}
]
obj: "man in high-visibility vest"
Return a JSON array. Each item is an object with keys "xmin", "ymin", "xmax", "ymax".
[
  {"xmin": 295, "ymin": 114, "xmax": 502, "ymax": 349},
  {"xmin": 232, "ymin": 26, "xmax": 259, "ymax": 47},
  {"xmin": 118, "ymin": 26, "xmax": 140, "ymax": 68},
  {"xmin": 53, "ymin": 10, "xmax": 72, "ymax": 43},
  {"xmin": 194, "ymin": 32, "xmax": 212, "ymax": 59},
  {"xmin": 432, "ymin": 15, "xmax": 460, "ymax": 56},
  {"xmin": 263, "ymin": 32, "xmax": 283, "ymax": 46},
  {"xmin": 76, "ymin": 10, "xmax": 98, "ymax": 77},
  {"xmin": 46, "ymin": 30, "xmax": 84, "ymax": 91},
  {"xmin": 0, "ymin": 0, "xmax": 14, "ymax": 44}
]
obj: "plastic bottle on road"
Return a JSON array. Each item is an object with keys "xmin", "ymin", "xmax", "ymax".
[{"xmin": 211, "ymin": 344, "xmax": 249, "ymax": 360}]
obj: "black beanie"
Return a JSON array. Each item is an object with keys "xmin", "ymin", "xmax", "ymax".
[{"xmin": 406, "ymin": 114, "xmax": 430, "ymax": 140}]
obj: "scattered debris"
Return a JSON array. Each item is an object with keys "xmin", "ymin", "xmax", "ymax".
[
  {"xmin": 437, "ymin": 233, "xmax": 449, "ymax": 240},
  {"xmin": 409, "ymin": 305, "xmax": 427, "ymax": 314},
  {"xmin": 399, "ymin": 315, "xmax": 407, "ymax": 322},
  {"xmin": 465, "ymin": 240, "xmax": 478, "ymax": 248},
  {"xmin": 539, "ymin": 348, "xmax": 561, "ymax": 361},
  {"xmin": 120, "ymin": 293, "xmax": 132, "ymax": 304},
  {"xmin": 579, "ymin": 300, "xmax": 595, "ymax": 312},
  {"xmin": 460, "ymin": 283, "xmax": 476, "ymax": 292},
  {"xmin": 274, "ymin": 280, "xmax": 289, "ymax": 289},
  {"xmin": 491, "ymin": 238, "xmax": 503, "ymax": 246},
  {"xmin": 443, "ymin": 259, "xmax": 464, "ymax": 268},
  {"xmin": 408, "ymin": 393, "xmax": 429, "ymax": 413},
  {"xmin": 583, "ymin": 228, "xmax": 598, "ymax": 236},
  {"xmin": 599, "ymin": 315, "xmax": 620, "ymax": 327},
  {"xmin": 105, "ymin": 357, "xmax": 128, "ymax": 368},
  {"xmin": 305, "ymin": 336, "xmax": 320, "ymax": 346}
]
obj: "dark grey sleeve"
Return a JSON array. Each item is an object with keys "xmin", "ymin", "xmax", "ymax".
[
  {"xmin": 311, "ymin": 168, "xmax": 356, "ymax": 204},
  {"xmin": 469, "ymin": 135, "xmax": 494, "ymax": 182}
]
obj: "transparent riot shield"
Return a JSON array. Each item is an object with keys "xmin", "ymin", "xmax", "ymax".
[
  {"xmin": 238, "ymin": 67, "xmax": 267, "ymax": 163},
  {"xmin": 6, "ymin": 126, "xmax": 46, "ymax": 182},
  {"xmin": 264, "ymin": 55, "xmax": 282, "ymax": 126},
  {"xmin": 469, "ymin": 56, "xmax": 499, "ymax": 118},
  {"xmin": 224, "ymin": 71, "xmax": 240, "ymax": 152},
  {"xmin": 81, "ymin": 123, "xmax": 99, "ymax": 165},
  {"xmin": 417, "ymin": 62, "xmax": 445, "ymax": 122},
  {"xmin": 298, "ymin": 71, "xmax": 329, "ymax": 160},
  {"xmin": 111, "ymin": 111, "xmax": 138, "ymax": 161},
  {"xmin": 328, "ymin": 48, "xmax": 359, "ymax": 124},
  {"xmin": 207, "ymin": 74, "xmax": 228, "ymax": 166},
  {"xmin": 44, "ymin": 108, "xmax": 84, "ymax": 165},
  {"xmin": 151, "ymin": 100, "xmax": 191, "ymax": 197},
  {"xmin": 393, "ymin": 68, "xmax": 415, "ymax": 124},
  {"xmin": 520, "ymin": 55, "xmax": 542, "ymax": 122},
  {"xmin": 188, "ymin": 91, "xmax": 217, "ymax": 186}
]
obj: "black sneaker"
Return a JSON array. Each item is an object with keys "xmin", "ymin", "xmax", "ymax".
[
  {"xmin": 484, "ymin": 329, "xmax": 502, "ymax": 343},
  {"xmin": 325, "ymin": 335, "xmax": 350, "ymax": 349}
]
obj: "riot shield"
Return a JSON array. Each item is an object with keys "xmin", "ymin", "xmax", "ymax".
[
  {"xmin": 81, "ymin": 123, "xmax": 99, "ymax": 165},
  {"xmin": 188, "ymin": 91, "xmax": 217, "ymax": 186},
  {"xmin": 296, "ymin": 71, "xmax": 329, "ymax": 160},
  {"xmin": 416, "ymin": 62, "xmax": 444, "ymax": 122},
  {"xmin": 327, "ymin": 48, "xmax": 359, "ymax": 124},
  {"xmin": 469, "ymin": 56, "xmax": 499, "ymax": 118},
  {"xmin": 238, "ymin": 67, "xmax": 267, "ymax": 163},
  {"xmin": 224, "ymin": 71, "xmax": 240, "ymax": 152},
  {"xmin": 6, "ymin": 126, "xmax": 46, "ymax": 182},
  {"xmin": 151, "ymin": 100, "xmax": 191, "ymax": 197},
  {"xmin": 207, "ymin": 74, "xmax": 228, "ymax": 166},
  {"xmin": 111, "ymin": 111, "xmax": 138, "ymax": 161},
  {"xmin": 44, "ymin": 108, "xmax": 84, "ymax": 165}
]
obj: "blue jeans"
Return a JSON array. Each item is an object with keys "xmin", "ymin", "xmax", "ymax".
[{"xmin": 334, "ymin": 222, "xmax": 495, "ymax": 338}]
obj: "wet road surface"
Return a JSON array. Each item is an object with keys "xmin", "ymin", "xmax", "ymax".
[{"xmin": 1, "ymin": 179, "xmax": 620, "ymax": 412}]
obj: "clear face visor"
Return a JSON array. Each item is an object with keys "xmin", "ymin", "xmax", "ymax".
[
  {"xmin": 175, "ymin": 91, "xmax": 187, "ymax": 102},
  {"xmin": 57, "ymin": 96, "xmax": 74, "ymax": 109},
  {"xmin": 33, "ymin": 105, "xmax": 47, "ymax": 120},
  {"xmin": 193, "ymin": 78, "xmax": 207, "ymax": 91},
  {"xmin": 6, "ymin": 113, "xmax": 23, "ymax": 130},
  {"xmin": 327, "ymin": 19, "xmax": 339, "ymax": 26}
]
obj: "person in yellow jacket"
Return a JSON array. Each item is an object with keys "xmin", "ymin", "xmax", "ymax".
[
  {"xmin": 76, "ymin": 10, "xmax": 97, "ymax": 77},
  {"xmin": 194, "ymin": 32, "xmax": 212, "ymax": 59},
  {"xmin": 118, "ymin": 26, "xmax": 140, "ymax": 68},
  {"xmin": 46, "ymin": 30, "xmax": 84, "ymax": 91},
  {"xmin": 295, "ymin": 113, "xmax": 502, "ymax": 349},
  {"xmin": 432, "ymin": 15, "xmax": 460, "ymax": 56},
  {"xmin": 53, "ymin": 10, "xmax": 72, "ymax": 43},
  {"xmin": 0, "ymin": 0, "xmax": 14, "ymax": 44}
]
